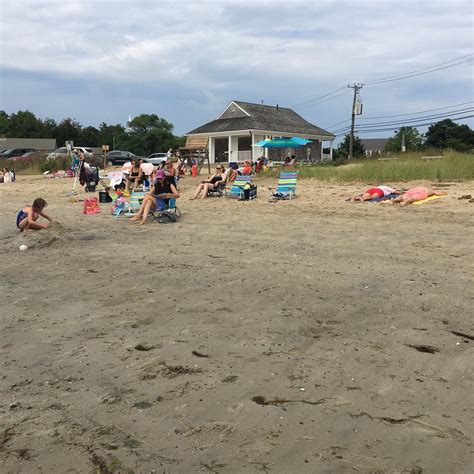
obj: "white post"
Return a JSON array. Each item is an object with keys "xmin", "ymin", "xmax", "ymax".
[
  {"xmin": 228, "ymin": 135, "xmax": 232, "ymax": 165},
  {"xmin": 208, "ymin": 137, "xmax": 215, "ymax": 164},
  {"xmin": 329, "ymin": 140, "xmax": 333, "ymax": 161}
]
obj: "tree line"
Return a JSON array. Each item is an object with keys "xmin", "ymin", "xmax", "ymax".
[
  {"xmin": 0, "ymin": 110, "xmax": 186, "ymax": 156},
  {"xmin": 336, "ymin": 119, "xmax": 474, "ymax": 158}
]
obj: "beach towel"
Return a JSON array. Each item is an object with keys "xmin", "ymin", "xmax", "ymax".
[
  {"xmin": 369, "ymin": 193, "xmax": 399, "ymax": 202},
  {"xmin": 412, "ymin": 195, "xmax": 446, "ymax": 206}
]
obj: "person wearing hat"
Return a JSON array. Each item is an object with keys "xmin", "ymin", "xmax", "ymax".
[{"xmin": 130, "ymin": 169, "xmax": 180, "ymax": 225}]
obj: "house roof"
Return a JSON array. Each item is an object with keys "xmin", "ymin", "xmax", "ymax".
[
  {"xmin": 360, "ymin": 138, "xmax": 389, "ymax": 150},
  {"xmin": 187, "ymin": 101, "xmax": 335, "ymax": 139}
]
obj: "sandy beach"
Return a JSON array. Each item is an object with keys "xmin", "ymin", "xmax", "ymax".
[{"xmin": 0, "ymin": 173, "xmax": 473, "ymax": 473}]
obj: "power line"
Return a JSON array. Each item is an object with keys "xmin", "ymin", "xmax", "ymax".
[
  {"xmin": 291, "ymin": 86, "xmax": 347, "ymax": 108},
  {"xmin": 364, "ymin": 53, "xmax": 474, "ymax": 85},
  {"xmin": 355, "ymin": 107, "xmax": 474, "ymax": 129},
  {"xmin": 334, "ymin": 114, "xmax": 474, "ymax": 136},
  {"xmin": 324, "ymin": 118, "xmax": 351, "ymax": 129},
  {"xmin": 358, "ymin": 100, "xmax": 474, "ymax": 120},
  {"xmin": 331, "ymin": 107, "xmax": 474, "ymax": 134},
  {"xmin": 365, "ymin": 58, "xmax": 473, "ymax": 85},
  {"xmin": 326, "ymin": 101, "xmax": 474, "ymax": 130},
  {"xmin": 293, "ymin": 53, "xmax": 474, "ymax": 112}
]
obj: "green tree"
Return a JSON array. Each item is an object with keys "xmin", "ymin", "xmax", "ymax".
[
  {"xmin": 97, "ymin": 123, "xmax": 127, "ymax": 150},
  {"xmin": 424, "ymin": 119, "xmax": 474, "ymax": 151},
  {"xmin": 0, "ymin": 110, "xmax": 9, "ymax": 136},
  {"xmin": 56, "ymin": 118, "xmax": 82, "ymax": 147},
  {"xmin": 39, "ymin": 118, "xmax": 58, "ymax": 138},
  {"xmin": 384, "ymin": 127, "xmax": 423, "ymax": 152},
  {"xmin": 80, "ymin": 126, "xmax": 100, "ymax": 147},
  {"xmin": 337, "ymin": 134, "xmax": 365, "ymax": 158},
  {"xmin": 8, "ymin": 110, "xmax": 43, "ymax": 137},
  {"xmin": 126, "ymin": 114, "xmax": 175, "ymax": 155}
]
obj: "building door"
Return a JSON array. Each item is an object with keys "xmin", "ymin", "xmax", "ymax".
[
  {"xmin": 237, "ymin": 136, "xmax": 252, "ymax": 162},
  {"xmin": 214, "ymin": 138, "xmax": 228, "ymax": 163}
]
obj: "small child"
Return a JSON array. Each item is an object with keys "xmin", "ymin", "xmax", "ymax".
[{"xmin": 16, "ymin": 198, "xmax": 54, "ymax": 231}]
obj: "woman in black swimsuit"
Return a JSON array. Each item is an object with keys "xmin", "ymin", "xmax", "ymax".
[
  {"xmin": 126, "ymin": 160, "xmax": 141, "ymax": 190},
  {"xmin": 189, "ymin": 165, "xmax": 227, "ymax": 200}
]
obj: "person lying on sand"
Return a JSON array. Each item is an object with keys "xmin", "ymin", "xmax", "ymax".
[
  {"xmin": 350, "ymin": 185, "xmax": 400, "ymax": 202},
  {"xmin": 16, "ymin": 198, "xmax": 54, "ymax": 231},
  {"xmin": 189, "ymin": 165, "xmax": 227, "ymax": 200},
  {"xmin": 390, "ymin": 186, "xmax": 447, "ymax": 206},
  {"xmin": 130, "ymin": 170, "xmax": 180, "ymax": 225}
]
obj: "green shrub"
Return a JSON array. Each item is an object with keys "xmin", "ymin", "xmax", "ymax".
[{"xmin": 262, "ymin": 152, "xmax": 474, "ymax": 182}]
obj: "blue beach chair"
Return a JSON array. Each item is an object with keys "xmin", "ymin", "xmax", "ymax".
[
  {"xmin": 269, "ymin": 172, "xmax": 298, "ymax": 201},
  {"xmin": 226, "ymin": 175, "xmax": 253, "ymax": 199}
]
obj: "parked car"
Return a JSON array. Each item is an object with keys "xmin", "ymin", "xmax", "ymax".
[
  {"xmin": 146, "ymin": 152, "xmax": 168, "ymax": 166},
  {"xmin": 107, "ymin": 150, "xmax": 143, "ymax": 165},
  {"xmin": 1, "ymin": 148, "xmax": 36, "ymax": 158},
  {"xmin": 47, "ymin": 147, "xmax": 94, "ymax": 160}
]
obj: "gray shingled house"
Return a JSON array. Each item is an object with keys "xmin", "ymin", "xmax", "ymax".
[{"xmin": 185, "ymin": 101, "xmax": 335, "ymax": 164}]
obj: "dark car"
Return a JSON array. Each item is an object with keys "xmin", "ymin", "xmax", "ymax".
[
  {"xmin": 107, "ymin": 150, "xmax": 144, "ymax": 165},
  {"xmin": 1, "ymin": 148, "xmax": 36, "ymax": 158}
]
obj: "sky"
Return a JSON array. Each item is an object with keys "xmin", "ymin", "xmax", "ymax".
[{"xmin": 1, "ymin": 0, "xmax": 473, "ymax": 142}]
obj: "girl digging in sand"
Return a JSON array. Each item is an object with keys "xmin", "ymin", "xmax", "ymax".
[
  {"xmin": 16, "ymin": 198, "xmax": 54, "ymax": 231},
  {"xmin": 391, "ymin": 186, "xmax": 447, "ymax": 206}
]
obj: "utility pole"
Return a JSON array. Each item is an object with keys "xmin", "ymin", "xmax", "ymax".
[{"xmin": 348, "ymin": 83, "xmax": 364, "ymax": 160}]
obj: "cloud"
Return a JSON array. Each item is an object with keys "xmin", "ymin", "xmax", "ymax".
[{"xmin": 1, "ymin": 0, "xmax": 472, "ymax": 136}]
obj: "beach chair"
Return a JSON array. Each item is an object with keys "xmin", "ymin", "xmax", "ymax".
[
  {"xmin": 226, "ymin": 175, "xmax": 253, "ymax": 199},
  {"xmin": 207, "ymin": 181, "xmax": 227, "ymax": 197},
  {"xmin": 269, "ymin": 172, "xmax": 298, "ymax": 201},
  {"xmin": 114, "ymin": 189, "xmax": 145, "ymax": 218}
]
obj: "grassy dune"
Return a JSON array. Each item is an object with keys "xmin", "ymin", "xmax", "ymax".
[{"xmin": 268, "ymin": 151, "xmax": 474, "ymax": 182}]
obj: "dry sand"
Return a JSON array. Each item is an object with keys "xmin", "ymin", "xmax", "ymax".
[{"xmin": 0, "ymin": 173, "xmax": 473, "ymax": 473}]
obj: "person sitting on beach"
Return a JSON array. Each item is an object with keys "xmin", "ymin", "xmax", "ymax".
[
  {"xmin": 16, "ymin": 198, "xmax": 53, "ymax": 231},
  {"xmin": 189, "ymin": 165, "xmax": 227, "ymax": 200},
  {"xmin": 126, "ymin": 160, "xmax": 141, "ymax": 190},
  {"xmin": 1, "ymin": 167, "xmax": 14, "ymax": 183},
  {"xmin": 138, "ymin": 160, "xmax": 155, "ymax": 189},
  {"xmin": 130, "ymin": 170, "xmax": 180, "ymax": 225},
  {"xmin": 226, "ymin": 166, "xmax": 238, "ymax": 184},
  {"xmin": 391, "ymin": 186, "xmax": 447, "ymax": 206},
  {"xmin": 350, "ymin": 185, "xmax": 399, "ymax": 202}
]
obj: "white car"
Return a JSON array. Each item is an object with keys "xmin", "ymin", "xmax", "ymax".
[
  {"xmin": 146, "ymin": 152, "xmax": 168, "ymax": 166},
  {"xmin": 47, "ymin": 147, "xmax": 94, "ymax": 160}
]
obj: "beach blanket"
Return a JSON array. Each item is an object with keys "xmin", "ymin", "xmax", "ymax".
[
  {"xmin": 412, "ymin": 195, "xmax": 446, "ymax": 206},
  {"xmin": 369, "ymin": 193, "xmax": 399, "ymax": 202}
]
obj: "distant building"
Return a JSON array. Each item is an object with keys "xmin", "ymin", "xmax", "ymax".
[
  {"xmin": 360, "ymin": 138, "xmax": 389, "ymax": 156},
  {"xmin": 186, "ymin": 100, "xmax": 335, "ymax": 163},
  {"xmin": 0, "ymin": 137, "xmax": 56, "ymax": 151}
]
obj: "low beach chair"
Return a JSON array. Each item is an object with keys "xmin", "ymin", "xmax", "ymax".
[
  {"xmin": 226, "ymin": 175, "xmax": 253, "ymax": 199},
  {"xmin": 269, "ymin": 172, "xmax": 298, "ymax": 201},
  {"xmin": 115, "ymin": 189, "xmax": 145, "ymax": 218},
  {"xmin": 207, "ymin": 181, "xmax": 227, "ymax": 198}
]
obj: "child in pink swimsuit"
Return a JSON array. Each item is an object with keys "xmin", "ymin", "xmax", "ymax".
[{"xmin": 392, "ymin": 186, "xmax": 447, "ymax": 206}]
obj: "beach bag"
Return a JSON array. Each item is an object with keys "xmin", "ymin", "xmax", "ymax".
[
  {"xmin": 83, "ymin": 197, "xmax": 101, "ymax": 215},
  {"xmin": 156, "ymin": 210, "xmax": 179, "ymax": 224}
]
